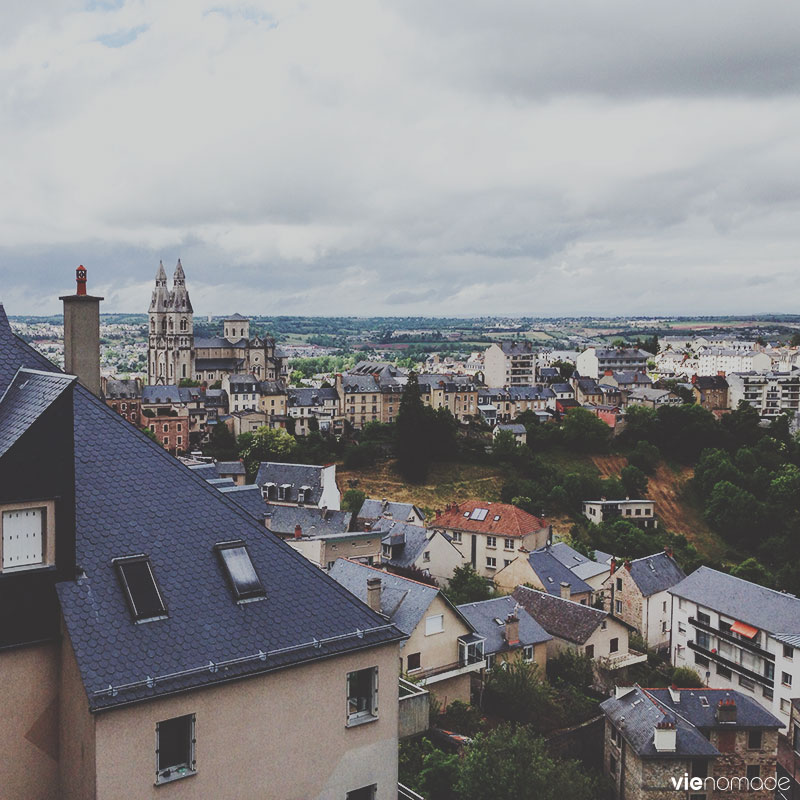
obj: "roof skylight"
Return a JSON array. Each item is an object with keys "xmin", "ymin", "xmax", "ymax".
[
  {"xmin": 470, "ymin": 508, "xmax": 488, "ymax": 521},
  {"xmin": 215, "ymin": 540, "xmax": 266, "ymax": 602},
  {"xmin": 114, "ymin": 556, "xmax": 167, "ymax": 622}
]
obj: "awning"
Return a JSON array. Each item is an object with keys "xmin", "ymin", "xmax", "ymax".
[{"xmin": 731, "ymin": 621, "xmax": 759, "ymax": 639}]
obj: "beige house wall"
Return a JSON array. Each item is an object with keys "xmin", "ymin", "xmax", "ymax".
[
  {"xmin": 91, "ymin": 642, "xmax": 400, "ymax": 800},
  {"xmin": 408, "ymin": 533, "xmax": 463, "ymax": 586},
  {"xmin": 493, "ymin": 554, "xmax": 590, "ymax": 605},
  {"xmin": 401, "ymin": 594, "xmax": 471, "ymax": 678},
  {"xmin": 0, "ymin": 642, "xmax": 61, "ymax": 800},
  {"xmin": 450, "ymin": 526, "xmax": 550, "ymax": 580}
]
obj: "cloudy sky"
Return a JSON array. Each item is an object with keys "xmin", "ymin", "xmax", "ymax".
[{"xmin": 3, "ymin": 1, "xmax": 800, "ymax": 317}]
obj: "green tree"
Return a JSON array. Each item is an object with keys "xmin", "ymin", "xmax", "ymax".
[
  {"xmin": 205, "ymin": 422, "xmax": 238, "ymax": 461},
  {"xmin": 492, "ymin": 429, "xmax": 518, "ymax": 460},
  {"xmin": 627, "ymin": 440, "xmax": 660, "ymax": 474},
  {"xmin": 443, "ymin": 564, "xmax": 494, "ymax": 605},
  {"xmin": 341, "ymin": 488, "xmax": 366, "ymax": 514},
  {"xmin": 457, "ymin": 724, "xmax": 600, "ymax": 800},
  {"xmin": 562, "ymin": 407, "xmax": 611, "ymax": 453},
  {"xmin": 419, "ymin": 749, "xmax": 460, "ymax": 800},
  {"xmin": 620, "ymin": 465, "xmax": 648, "ymax": 498},
  {"xmin": 395, "ymin": 372, "xmax": 431, "ymax": 482},
  {"xmin": 730, "ymin": 557, "xmax": 775, "ymax": 588},
  {"xmin": 239, "ymin": 426, "xmax": 297, "ymax": 480},
  {"xmin": 704, "ymin": 480, "xmax": 761, "ymax": 544},
  {"xmin": 670, "ymin": 666, "xmax": 705, "ymax": 688}
]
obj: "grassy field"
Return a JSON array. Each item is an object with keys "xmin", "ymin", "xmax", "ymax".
[{"xmin": 337, "ymin": 459, "xmax": 508, "ymax": 515}]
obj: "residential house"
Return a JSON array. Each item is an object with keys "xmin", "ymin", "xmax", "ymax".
[
  {"xmin": 602, "ymin": 552, "xmax": 685, "ymax": 650},
  {"xmin": 358, "ymin": 499, "xmax": 426, "ymax": 529},
  {"xmin": 336, "ymin": 372, "xmax": 403, "ymax": 429},
  {"xmin": 258, "ymin": 379, "xmax": 288, "ymax": 419},
  {"xmin": 287, "ymin": 386, "xmax": 340, "ymax": 435},
  {"xmin": 493, "ymin": 546, "xmax": 594, "ymax": 604},
  {"xmin": 541, "ymin": 541, "xmax": 612, "ymax": 591},
  {"xmin": 429, "ymin": 500, "xmax": 551, "ymax": 579},
  {"xmin": 575, "ymin": 348, "xmax": 650, "ymax": 379},
  {"xmin": 493, "ymin": 423, "xmax": 527, "ymax": 445},
  {"xmin": 140, "ymin": 384, "xmax": 192, "ymax": 454},
  {"xmin": 583, "ymin": 498, "xmax": 657, "ymax": 529},
  {"xmin": 483, "ymin": 341, "xmax": 536, "ymax": 387},
  {"xmin": 457, "ymin": 596, "xmax": 551, "ymax": 671},
  {"xmin": 511, "ymin": 587, "xmax": 645, "ymax": 671},
  {"xmin": 549, "ymin": 383, "xmax": 575, "ymax": 409},
  {"xmin": 573, "ymin": 377, "xmax": 606, "ymax": 405},
  {"xmin": 691, "ymin": 374, "xmax": 729, "ymax": 411},
  {"xmin": 0, "ymin": 292, "xmax": 404, "ymax": 800},
  {"xmin": 697, "ymin": 347, "xmax": 771, "ymax": 376},
  {"xmin": 601, "ymin": 686, "xmax": 783, "ymax": 800},
  {"xmin": 670, "ymin": 566, "xmax": 800, "ymax": 725},
  {"xmin": 216, "ymin": 460, "xmax": 246, "ymax": 485},
  {"xmin": 222, "ymin": 373, "xmax": 261, "ymax": 412},
  {"xmin": 103, "ymin": 377, "xmax": 142, "ymax": 426},
  {"xmin": 626, "ymin": 386, "xmax": 682, "ymax": 409},
  {"xmin": 417, "ymin": 374, "xmax": 479, "ymax": 422},
  {"xmin": 537, "ymin": 366, "xmax": 561, "ymax": 384},
  {"xmin": 377, "ymin": 520, "xmax": 463, "ymax": 586},
  {"xmin": 508, "ymin": 385, "xmax": 555, "ymax": 415},
  {"xmin": 329, "ymin": 560, "xmax": 486, "ymax": 706},
  {"xmin": 255, "ymin": 461, "xmax": 341, "ymax": 510}
]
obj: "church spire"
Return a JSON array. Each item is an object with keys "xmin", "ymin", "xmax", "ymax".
[
  {"xmin": 149, "ymin": 261, "xmax": 169, "ymax": 312},
  {"xmin": 168, "ymin": 258, "xmax": 193, "ymax": 313}
]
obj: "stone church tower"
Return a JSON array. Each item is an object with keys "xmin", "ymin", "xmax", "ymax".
[{"xmin": 148, "ymin": 260, "xmax": 194, "ymax": 385}]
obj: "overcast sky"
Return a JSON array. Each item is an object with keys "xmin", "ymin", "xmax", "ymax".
[{"xmin": 3, "ymin": 1, "xmax": 800, "ymax": 317}]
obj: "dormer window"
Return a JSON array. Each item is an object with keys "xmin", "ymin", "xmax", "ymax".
[
  {"xmin": 114, "ymin": 556, "xmax": 167, "ymax": 622},
  {"xmin": 1, "ymin": 502, "xmax": 55, "ymax": 572},
  {"xmin": 261, "ymin": 482, "xmax": 276, "ymax": 500},
  {"xmin": 215, "ymin": 541, "xmax": 265, "ymax": 602},
  {"xmin": 278, "ymin": 484, "xmax": 291, "ymax": 501},
  {"xmin": 298, "ymin": 486, "xmax": 311, "ymax": 505}
]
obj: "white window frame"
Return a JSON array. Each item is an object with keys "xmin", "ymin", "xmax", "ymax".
[
  {"xmin": 522, "ymin": 645, "xmax": 534, "ymax": 662},
  {"xmin": 486, "ymin": 536, "xmax": 497, "ymax": 548},
  {"xmin": 346, "ymin": 667, "xmax": 378, "ymax": 726},
  {"xmin": 155, "ymin": 713, "xmax": 196, "ymax": 785},
  {"xmin": 0, "ymin": 501, "xmax": 56, "ymax": 573},
  {"xmin": 504, "ymin": 538, "xmax": 514, "ymax": 550},
  {"xmin": 425, "ymin": 614, "xmax": 444, "ymax": 636}
]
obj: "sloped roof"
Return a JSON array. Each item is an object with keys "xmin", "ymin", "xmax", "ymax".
[
  {"xmin": 0, "ymin": 304, "xmax": 403, "ymax": 712},
  {"xmin": 188, "ymin": 462, "xmax": 219, "ymax": 479},
  {"xmin": 669, "ymin": 566, "xmax": 800, "ymax": 636},
  {"xmin": 527, "ymin": 550, "xmax": 593, "ymax": 597},
  {"xmin": 254, "ymin": 462, "xmax": 328, "ymax": 505},
  {"xmin": 142, "ymin": 385, "xmax": 183, "ymax": 404},
  {"xmin": 377, "ymin": 522, "xmax": 432, "ymax": 568},
  {"xmin": 646, "ymin": 688, "xmax": 782, "ymax": 730},
  {"xmin": 287, "ymin": 387, "xmax": 339, "ymax": 407},
  {"xmin": 264, "ymin": 504, "xmax": 352, "ymax": 537},
  {"xmin": 360, "ymin": 498, "xmax": 424, "ymax": 523},
  {"xmin": 627, "ymin": 552, "xmax": 685, "ymax": 597},
  {"xmin": 217, "ymin": 460, "xmax": 246, "ymax": 475},
  {"xmin": 545, "ymin": 542, "xmax": 610, "ymax": 582},
  {"xmin": 104, "ymin": 379, "xmax": 141, "ymax": 399},
  {"xmin": 195, "ymin": 357, "xmax": 245, "ymax": 370},
  {"xmin": 0, "ymin": 368, "xmax": 76, "ymax": 459},
  {"xmin": 457, "ymin": 596, "xmax": 551, "ymax": 655},
  {"xmin": 431, "ymin": 501, "xmax": 547, "ymax": 538},
  {"xmin": 511, "ymin": 586, "xmax": 607, "ymax": 644}
]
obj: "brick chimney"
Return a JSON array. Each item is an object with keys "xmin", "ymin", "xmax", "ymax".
[
  {"xmin": 59, "ymin": 266, "xmax": 103, "ymax": 396},
  {"xmin": 504, "ymin": 612, "xmax": 520, "ymax": 645},
  {"xmin": 610, "ymin": 557, "xmax": 617, "ymax": 575},
  {"xmin": 716, "ymin": 698, "xmax": 737, "ymax": 723},
  {"xmin": 366, "ymin": 576, "xmax": 382, "ymax": 613},
  {"xmin": 294, "ymin": 524, "xmax": 302, "ymax": 539},
  {"xmin": 691, "ymin": 374, "xmax": 698, "ymax": 384},
  {"xmin": 624, "ymin": 560, "xmax": 631, "ymax": 571},
  {"xmin": 653, "ymin": 721, "xmax": 677, "ymax": 752},
  {"xmin": 560, "ymin": 581, "xmax": 571, "ymax": 600}
]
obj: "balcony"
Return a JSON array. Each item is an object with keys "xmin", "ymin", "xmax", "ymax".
[
  {"xmin": 687, "ymin": 641, "xmax": 773, "ymax": 688},
  {"xmin": 598, "ymin": 648, "xmax": 648, "ymax": 670},
  {"xmin": 399, "ymin": 784, "xmax": 426, "ymax": 800},
  {"xmin": 399, "ymin": 678, "xmax": 430, "ymax": 740},
  {"xmin": 689, "ymin": 617, "xmax": 774, "ymax": 660}
]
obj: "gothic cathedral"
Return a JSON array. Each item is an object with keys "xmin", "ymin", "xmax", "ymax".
[{"xmin": 148, "ymin": 260, "xmax": 194, "ymax": 385}]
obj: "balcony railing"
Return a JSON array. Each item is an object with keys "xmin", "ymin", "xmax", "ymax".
[
  {"xmin": 598, "ymin": 648, "xmax": 648, "ymax": 670},
  {"xmin": 398, "ymin": 678, "xmax": 430, "ymax": 740},
  {"xmin": 399, "ymin": 783, "xmax": 426, "ymax": 800},
  {"xmin": 689, "ymin": 617, "xmax": 774, "ymax": 660},
  {"xmin": 688, "ymin": 641, "xmax": 774, "ymax": 688},
  {"xmin": 413, "ymin": 656, "xmax": 486, "ymax": 683}
]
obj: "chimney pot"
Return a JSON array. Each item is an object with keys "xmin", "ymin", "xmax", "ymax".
[
  {"xmin": 366, "ymin": 576, "xmax": 382, "ymax": 613},
  {"xmin": 294, "ymin": 524, "xmax": 302, "ymax": 539},
  {"xmin": 504, "ymin": 612, "xmax": 520, "ymax": 645},
  {"xmin": 624, "ymin": 560, "xmax": 631, "ymax": 571},
  {"xmin": 560, "ymin": 581, "xmax": 571, "ymax": 600}
]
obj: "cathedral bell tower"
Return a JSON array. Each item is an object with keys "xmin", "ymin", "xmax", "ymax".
[{"xmin": 147, "ymin": 260, "xmax": 194, "ymax": 385}]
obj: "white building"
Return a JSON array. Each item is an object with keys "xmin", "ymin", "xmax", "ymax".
[
  {"xmin": 669, "ymin": 566, "xmax": 800, "ymax": 726},
  {"xmin": 727, "ymin": 370, "xmax": 800, "ymax": 419},
  {"xmin": 576, "ymin": 347, "xmax": 650, "ymax": 379},
  {"xmin": 696, "ymin": 348, "xmax": 771, "ymax": 376}
]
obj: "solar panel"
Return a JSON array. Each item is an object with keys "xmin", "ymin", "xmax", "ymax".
[{"xmin": 470, "ymin": 508, "xmax": 489, "ymax": 521}]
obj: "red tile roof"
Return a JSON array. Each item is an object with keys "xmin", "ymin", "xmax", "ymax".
[{"xmin": 430, "ymin": 500, "xmax": 548, "ymax": 538}]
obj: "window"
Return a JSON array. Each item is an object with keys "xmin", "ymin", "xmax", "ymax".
[
  {"xmin": 214, "ymin": 541, "xmax": 266, "ymax": 602},
  {"xmin": 486, "ymin": 536, "xmax": 497, "ymax": 548},
  {"xmin": 678, "ymin": 622, "xmax": 686, "ymax": 634},
  {"xmin": 347, "ymin": 667, "xmax": 378, "ymax": 725},
  {"xmin": 425, "ymin": 614, "xmax": 444, "ymax": 635},
  {"xmin": 764, "ymin": 662, "xmax": 774, "ymax": 681},
  {"xmin": 785, "ymin": 644, "xmax": 794, "ymax": 660},
  {"xmin": 782, "ymin": 698, "xmax": 791, "ymax": 714},
  {"xmin": 697, "ymin": 610, "xmax": 711, "ymax": 625},
  {"xmin": 716, "ymin": 664, "xmax": 732, "ymax": 679},
  {"xmin": 163, "ymin": 424, "xmax": 168, "ymax": 433},
  {"xmin": 616, "ymin": 578, "xmax": 622, "ymax": 591},
  {"xmin": 748, "ymin": 730, "xmax": 762, "ymax": 750},
  {"xmin": 609, "ymin": 754, "xmax": 617, "ymax": 775},
  {"xmin": 523, "ymin": 645, "xmax": 534, "ymax": 662},
  {"xmin": 717, "ymin": 729, "xmax": 735, "ymax": 752},
  {"xmin": 504, "ymin": 559, "xmax": 513, "ymax": 567},
  {"xmin": 763, "ymin": 687, "xmax": 773, "ymax": 700},
  {"xmin": 423, "ymin": 550, "xmax": 430, "ymax": 563},
  {"xmin": 504, "ymin": 538, "xmax": 514, "ymax": 550},
  {"xmin": 746, "ymin": 765, "xmax": 760, "ymax": 781},
  {"xmin": 346, "ymin": 785, "xmax": 376, "ymax": 800},
  {"xmin": 485, "ymin": 653, "xmax": 496, "ymax": 670},
  {"xmin": 662, "ymin": 600, "xmax": 667, "ymax": 612},
  {"xmin": 486, "ymin": 557, "xmax": 496, "ymax": 569},
  {"xmin": 662, "ymin": 621, "xmax": 668, "ymax": 633},
  {"xmin": 783, "ymin": 672, "xmax": 793, "ymax": 687},
  {"xmin": 155, "ymin": 714, "xmax": 195, "ymax": 784},
  {"xmin": 615, "ymin": 600, "xmax": 622, "ymax": 614},
  {"xmin": 609, "ymin": 638, "xmax": 619, "ymax": 653},
  {"xmin": 694, "ymin": 653, "xmax": 709, "ymax": 668},
  {"xmin": 2, "ymin": 505, "xmax": 51, "ymax": 571},
  {"xmin": 452, "ymin": 531, "xmax": 462, "ymax": 543},
  {"xmin": 406, "ymin": 652, "xmax": 421, "ymax": 672},
  {"xmin": 609, "ymin": 723, "xmax": 620, "ymax": 746},
  {"xmin": 114, "ymin": 556, "xmax": 167, "ymax": 621},
  {"xmin": 739, "ymin": 675, "xmax": 754, "ymax": 691},
  {"xmin": 696, "ymin": 631, "xmax": 711, "ymax": 650}
]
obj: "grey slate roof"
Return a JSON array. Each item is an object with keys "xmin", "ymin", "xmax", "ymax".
[
  {"xmin": 507, "ymin": 385, "xmax": 554, "ymax": 400},
  {"xmin": 188, "ymin": 462, "xmax": 219, "ymax": 479},
  {"xmin": 264, "ymin": 504, "xmax": 352, "ymax": 537},
  {"xmin": 195, "ymin": 357, "xmax": 245, "ymax": 370},
  {"xmin": 359, "ymin": 498, "xmax": 424, "ymax": 524},
  {"xmin": 195, "ymin": 336, "xmax": 248, "ymax": 349},
  {"xmin": 511, "ymin": 585, "xmax": 608, "ymax": 644},
  {"xmin": 141, "ymin": 385, "xmax": 183, "ymax": 403},
  {"xmin": 287, "ymin": 387, "xmax": 339, "ymax": 407},
  {"xmin": 669, "ymin": 566, "xmax": 800, "ymax": 636},
  {"xmin": 254, "ymin": 461, "xmax": 326, "ymax": 506},
  {"xmin": 600, "ymin": 687, "xmax": 719, "ymax": 758},
  {"xmin": 495, "ymin": 424, "xmax": 526, "ymax": 434},
  {"xmin": 551, "ymin": 383, "xmax": 573, "ymax": 394},
  {"xmin": 527, "ymin": 549, "xmax": 593, "ymax": 597},
  {"xmin": 104, "ymin": 379, "xmax": 141, "ymax": 399},
  {"xmin": 457, "ymin": 596, "xmax": 551, "ymax": 655},
  {"xmin": 217, "ymin": 460, "xmax": 246, "ymax": 475},
  {"xmin": 375, "ymin": 521, "xmax": 437, "ymax": 568},
  {"xmin": 545, "ymin": 542, "xmax": 610, "ymax": 582},
  {"xmin": 627, "ymin": 552, "xmax": 685, "ymax": 597},
  {"xmin": 646, "ymin": 688, "xmax": 782, "ymax": 730},
  {"xmin": 0, "ymin": 305, "xmax": 403, "ymax": 712},
  {"xmin": 217, "ymin": 484, "xmax": 269, "ymax": 521},
  {"xmin": 499, "ymin": 341, "xmax": 533, "ymax": 355},
  {"xmin": 328, "ymin": 559, "xmax": 439, "ymax": 636},
  {"xmin": 0, "ymin": 368, "xmax": 76, "ymax": 459}
]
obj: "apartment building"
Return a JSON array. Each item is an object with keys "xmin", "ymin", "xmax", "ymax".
[
  {"xmin": 670, "ymin": 566, "xmax": 800, "ymax": 726},
  {"xmin": 417, "ymin": 374, "xmax": 479, "ymax": 422},
  {"xmin": 255, "ymin": 461, "xmax": 341, "ymax": 510},
  {"xmin": 103, "ymin": 377, "xmax": 142, "ymax": 425},
  {"xmin": 575, "ymin": 347, "xmax": 650, "ymax": 379},
  {"xmin": 727, "ymin": 371, "xmax": 800, "ymax": 420},
  {"xmin": 483, "ymin": 341, "xmax": 536, "ymax": 387},
  {"xmin": 0, "ymin": 289, "xmax": 404, "ymax": 800},
  {"xmin": 692, "ymin": 374, "xmax": 729, "ymax": 410},
  {"xmin": 429, "ymin": 500, "xmax": 551, "ymax": 579},
  {"xmin": 697, "ymin": 347, "xmax": 771, "ymax": 377},
  {"xmin": 583, "ymin": 498, "xmax": 657, "ymax": 529},
  {"xmin": 287, "ymin": 386, "xmax": 340, "ymax": 434}
]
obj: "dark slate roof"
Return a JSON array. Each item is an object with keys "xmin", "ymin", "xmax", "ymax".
[
  {"xmin": 263, "ymin": 504, "xmax": 352, "ymax": 537},
  {"xmin": 693, "ymin": 375, "xmax": 728, "ymax": 390},
  {"xmin": 507, "ymin": 385, "xmax": 554, "ymax": 400},
  {"xmin": 217, "ymin": 460, "xmax": 246, "ymax": 475},
  {"xmin": 669, "ymin": 567, "xmax": 800, "ymax": 636},
  {"xmin": 195, "ymin": 336, "xmax": 248, "ymax": 349},
  {"xmin": 0, "ymin": 305, "xmax": 403, "ymax": 712},
  {"xmin": 287, "ymin": 387, "xmax": 339, "ymax": 407},
  {"xmin": 195, "ymin": 357, "xmax": 245, "ymax": 370},
  {"xmin": 206, "ymin": 477, "xmax": 236, "ymax": 488},
  {"xmin": 457, "ymin": 596, "xmax": 551, "ymax": 655},
  {"xmin": 495, "ymin": 423, "xmax": 526, "ymax": 434},
  {"xmin": 511, "ymin": 586, "xmax": 607, "ymax": 644},
  {"xmin": 104, "ymin": 379, "xmax": 141, "ymax": 399},
  {"xmin": 551, "ymin": 383, "xmax": 573, "ymax": 394},
  {"xmin": 595, "ymin": 348, "xmax": 650, "ymax": 360},
  {"xmin": 254, "ymin": 461, "xmax": 327, "ymax": 506},
  {"xmin": 545, "ymin": 542, "xmax": 610, "ymax": 582},
  {"xmin": 499, "ymin": 341, "xmax": 533, "ymax": 355},
  {"xmin": 188, "ymin": 462, "xmax": 220, "ymax": 479},
  {"xmin": 359, "ymin": 499, "xmax": 423, "ymax": 523},
  {"xmin": 259, "ymin": 380, "xmax": 285, "ymax": 395},
  {"xmin": 225, "ymin": 313, "xmax": 248, "ymax": 321},
  {"xmin": 527, "ymin": 550, "xmax": 593, "ymax": 597},
  {"xmin": 340, "ymin": 375, "xmax": 381, "ymax": 393},
  {"xmin": 600, "ymin": 687, "xmax": 719, "ymax": 758},
  {"xmin": 646, "ymin": 688, "xmax": 782, "ymax": 730},
  {"xmin": 0, "ymin": 368, "xmax": 76, "ymax": 458},
  {"xmin": 576, "ymin": 378, "xmax": 601, "ymax": 394},
  {"xmin": 627, "ymin": 552, "xmax": 685, "ymax": 597},
  {"xmin": 217, "ymin": 484, "xmax": 270, "ymax": 521},
  {"xmin": 375, "ymin": 521, "xmax": 436, "ymax": 568},
  {"xmin": 141, "ymin": 385, "xmax": 183, "ymax": 403},
  {"xmin": 538, "ymin": 367, "xmax": 559, "ymax": 377},
  {"xmin": 328, "ymin": 559, "xmax": 439, "ymax": 636}
]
